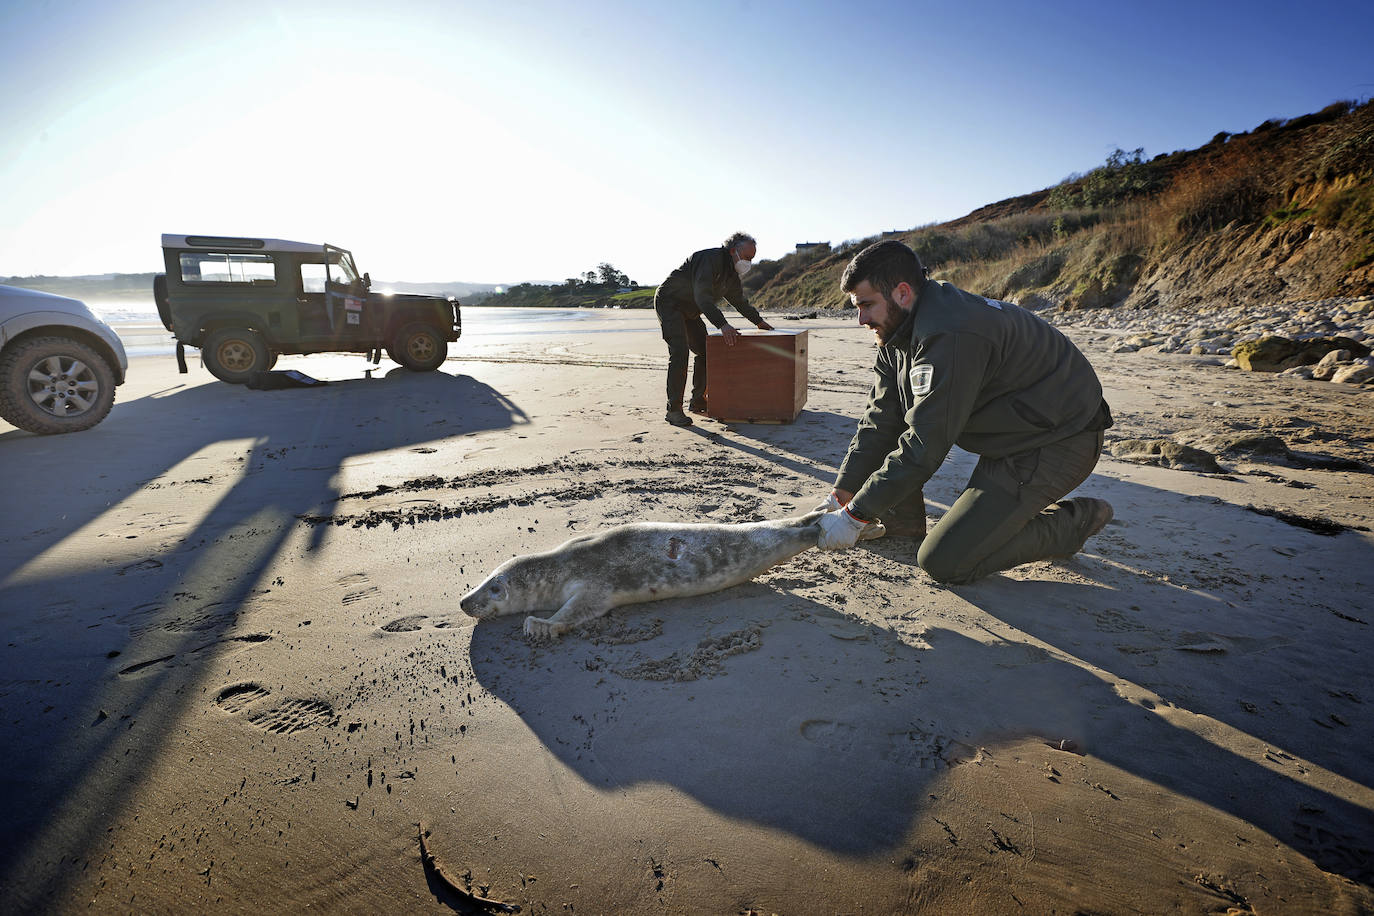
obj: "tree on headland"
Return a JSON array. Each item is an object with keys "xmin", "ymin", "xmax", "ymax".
[
  {"xmin": 480, "ymin": 261, "xmax": 646, "ymax": 307},
  {"xmin": 597, "ymin": 262, "xmax": 630, "ymax": 287}
]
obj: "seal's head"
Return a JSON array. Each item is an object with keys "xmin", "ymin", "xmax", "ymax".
[{"xmin": 460, "ymin": 570, "xmax": 514, "ymax": 619}]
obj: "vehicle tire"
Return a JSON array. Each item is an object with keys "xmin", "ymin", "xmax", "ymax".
[
  {"xmin": 387, "ymin": 322, "xmax": 447, "ymax": 371},
  {"xmin": 0, "ymin": 335, "xmax": 117, "ymax": 435},
  {"xmin": 204, "ymin": 327, "xmax": 270, "ymax": 384},
  {"xmin": 264, "ymin": 351, "xmax": 279, "ymax": 370}
]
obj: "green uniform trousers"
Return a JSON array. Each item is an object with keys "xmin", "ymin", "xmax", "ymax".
[{"xmin": 916, "ymin": 426, "xmax": 1105, "ymax": 584}]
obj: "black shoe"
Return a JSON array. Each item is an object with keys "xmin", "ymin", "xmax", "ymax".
[
  {"xmin": 688, "ymin": 398, "xmax": 708, "ymax": 414},
  {"xmin": 665, "ymin": 409, "xmax": 693, "ymax": 427}
]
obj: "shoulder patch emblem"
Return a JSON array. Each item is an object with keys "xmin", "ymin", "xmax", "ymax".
[
  {"xmin": 910, "ymin": 364, "xmax": 934, "ymax": 396},
  {"xmin": 982, "ymin": 297, "xmax": 1004, "ymax": 310}
]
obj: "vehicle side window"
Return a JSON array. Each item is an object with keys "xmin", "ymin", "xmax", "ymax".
[
  {"xmin": 300, "ymin": 263, "xmax": 329, "ymax": 293},
  {"xmin": 179, "ymin": 252, "xmax": 276, "ymax": 285}
]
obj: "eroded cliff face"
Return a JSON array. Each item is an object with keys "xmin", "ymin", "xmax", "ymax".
[
  {"xmin": 1117, "ymin": 220, "xmax": 1372, "ymax": 314},
  {"xmin": 1114, "ymin": 173, "xmax": 1373, "ymax": 314}
]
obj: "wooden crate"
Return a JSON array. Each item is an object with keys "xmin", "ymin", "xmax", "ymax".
[{"xmin": 705, "ymin": 329, "xmax": 808, "ymax": 422}]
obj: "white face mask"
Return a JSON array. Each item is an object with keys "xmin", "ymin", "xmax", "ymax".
[{"xmin": 735, "ymin": 258, "xmax": 753, "ymax": 277}]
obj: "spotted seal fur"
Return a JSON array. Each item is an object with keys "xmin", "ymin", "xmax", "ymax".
[{"xmin": 460, "ymin": 511, "xmax": 884, "ymax": 639}]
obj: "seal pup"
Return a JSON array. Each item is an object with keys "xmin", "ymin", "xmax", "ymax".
[{"xmin": 460, "ymin": 511, "xmax": 885, "ymax": 639}]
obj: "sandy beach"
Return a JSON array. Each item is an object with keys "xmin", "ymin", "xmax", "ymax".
[{"xmin": 1, "ymin": 306, "xmax": 1372, "ymax": 914}]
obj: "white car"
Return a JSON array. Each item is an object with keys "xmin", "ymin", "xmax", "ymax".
[{"xmin": 0, "ymin": 285, "xmax": 128, "ymax": 434}]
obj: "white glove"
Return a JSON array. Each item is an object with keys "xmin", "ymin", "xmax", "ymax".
[
  {"xmin": 812, "ymin": 491, "xmax": 841, "ymax": 512},
  {"xmin": 818, "ymin": 505, "xmax": 871, "ymax": 551}
]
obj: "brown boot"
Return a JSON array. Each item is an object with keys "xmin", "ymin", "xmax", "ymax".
[
  {"xmin": 665, "ymin": 408, "xmax": 693, "ymax": 427},
  {"xmin": 880, "ymin": 487, "xmax": 927, "ymax": 538},
  {"xmin": 878, "ymin": 515, "xmax": 927, "ymax": 538}
]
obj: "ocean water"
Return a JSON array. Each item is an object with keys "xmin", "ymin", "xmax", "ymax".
[{"xmin": 87, "ymin": 300, "xmax": 655, "ymax": 357}]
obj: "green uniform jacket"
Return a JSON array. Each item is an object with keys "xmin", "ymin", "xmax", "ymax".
[
  {"xmin": 656, "ymin": 247, "xmax": 762, "ymax": 328},
  {"xmin": 839, "ymin": 279, "xmax": 1111, "ymax": 521}
]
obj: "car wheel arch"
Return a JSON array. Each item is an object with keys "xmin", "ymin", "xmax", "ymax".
[{"xmin": 4, "ymin": 325, "xmax": 125, "ymax": 385}]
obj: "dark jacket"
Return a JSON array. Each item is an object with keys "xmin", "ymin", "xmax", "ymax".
[
  {"xmin": 656, "ymin": 247, "xmax": 762, "ymax": 328},
  {"xmin": 839, "ymin": 279, "xmax": 1111, "ymax": 521}
]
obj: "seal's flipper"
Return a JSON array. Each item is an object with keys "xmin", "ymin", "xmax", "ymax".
[{"xmin": 523, "ymin": 586, "xmax": 613, "ymax": 640}]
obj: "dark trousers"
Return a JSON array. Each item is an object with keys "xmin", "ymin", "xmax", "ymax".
[
  {"xmin": 916, "ymin": 427, "xmax": 1105, "ymax": 583},
  {"xmin": 655, "ymin": 298, "xmax": 707, "ymax": 409}
]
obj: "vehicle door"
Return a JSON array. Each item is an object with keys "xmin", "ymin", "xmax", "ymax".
[{"xmin": 323, "ymin": 244, "xmax": 371, "ymax": 343}]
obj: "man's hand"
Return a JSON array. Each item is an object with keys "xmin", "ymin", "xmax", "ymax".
[
  {"xmin": 818, "ymin": 506, "xmax": 871, "ymax": 551},
  {"xmin": 756, "ymin": 320, "xmax": 774, "ymax": 331},
  {"xmin": 721, "ymin": 324, "xmax": 741, "ymax": 346},
  {"xmin": 813, "ymin": 491, "xmax": 841, "ymax": 512},
  {"xmin": 812, "ymin": 488, "xmax": 856, "ymax": 512}
]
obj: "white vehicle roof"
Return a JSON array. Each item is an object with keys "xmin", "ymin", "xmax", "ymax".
[{"xmin": 161, "ymin": 234, "xmax": 337, "ymax": 255}]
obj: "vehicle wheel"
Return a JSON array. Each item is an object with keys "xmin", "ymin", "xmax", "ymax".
[
  {"xmin": 0, "ymin": 335, "xmax": 117, "ymax": 435},
  {"xmin": 387, "ymin": 322, "xmax": 447, "ymax": 371},
  {"xmin": 204, "ymin": 328, "xmax": 269, "ymax": 384},
  {"xmin": 264, "ymin": 351, "xmax": 279, "ymax": 370}
]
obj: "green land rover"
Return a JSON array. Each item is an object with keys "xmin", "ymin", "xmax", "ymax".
[{"xmin": 155, "ymin": 234, "xmax": 461, "ymax": 383}]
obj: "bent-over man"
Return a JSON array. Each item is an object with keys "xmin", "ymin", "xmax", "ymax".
[
  {"xmin": 654, "ymin": 231, "xmax": 774, "ymax": 427},
  {"xmin": 817, "ymin": 239, "xmax": 1114, "ymax": 583}
]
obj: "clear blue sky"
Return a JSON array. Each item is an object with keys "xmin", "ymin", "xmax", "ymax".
[{"xmin": 2, "ymin": 0, "xmax": 1371, "ymax": 286}]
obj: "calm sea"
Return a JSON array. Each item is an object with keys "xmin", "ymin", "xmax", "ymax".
[{"xmin": 88, "ymin": 301, "xmax": 655, "ymax": 357}]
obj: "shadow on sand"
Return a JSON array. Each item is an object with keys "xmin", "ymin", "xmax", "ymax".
[{"xmin": 0, "ymin": 366, "xmax": 526, "ymax": 903}]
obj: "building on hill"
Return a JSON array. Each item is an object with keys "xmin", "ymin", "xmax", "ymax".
[{"xmin": 795, "ymin": 241, "xmax": 830, "ymax": 252}]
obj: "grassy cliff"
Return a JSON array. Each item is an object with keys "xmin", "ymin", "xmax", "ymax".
[{"xmin": 746, "ymin": 100, "xmax": 1374, "ymax": 314}]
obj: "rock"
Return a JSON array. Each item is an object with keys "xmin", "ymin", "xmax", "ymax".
[
  {"xmin": 1317, "ymin": 349, "xmax": 1352, "ymax": 368},
  {"xmin": 1211, "ymin": 434, "xmax": 1294, "ymax": 461},
  {"xmin": 1233, "ymin": 336, "xmax": 1298, "ymax": 371},
  {"xmin": 1311, "ymin": 349, "xmax": 1351, "ymax": 380},
  {"xmin": 1331, "ymin": 362, "xmax": 1374, "ymax": 385},
  {"xmin": 1283, "ymin": 365, "xmax": 1316, "ymax": 379},
  {"xmin": 1282, "ymin": 336, "xmax": 1371, "ymax": 370},
  {"xmin": 1109, "ymin": 438, "xmax": 1223, "ymax": 473},
  {"xmin": 1015, "ymin": 292, "xmax": 1055, "ymax": 311}
]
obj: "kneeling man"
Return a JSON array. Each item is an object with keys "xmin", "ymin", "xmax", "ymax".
[{"xmin": 817, "ymin": 240, "xmax": 1114, "ymax": 583}]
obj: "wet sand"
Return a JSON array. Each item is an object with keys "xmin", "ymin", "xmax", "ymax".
[{"xmin": 1, "ymin": 308, "xmax": 1371, "ymax": 913}]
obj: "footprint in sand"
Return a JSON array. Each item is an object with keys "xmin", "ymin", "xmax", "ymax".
[
  {"xmin": 1292, "ymin": 817, "xmax": 1374, "ymax": 883},
  {"xmin": 119, "ymin": 602, "xmax": 166, "ymax": 637},
  {"xmin": 342, "ymin": 586, "xmax": 379, "ymax": 606},
  {"xmin": 760, "ymin": 573, "xmax": 822, "ymax": 590},
  {"xmin": 215, "ymin": 682, "xmax": 271, "ymax": 712},
  {"xmin": 162, "ymin": 602, "xmax": 233, "ymax": 633},
  {"xmin": 116, "ymin": 558, "xmax": 163, "ymax": 576},
  {"xmin": 378, "ymin": 614, "xmax": 470, "ymax": 633},
  {"xmin": 801, "ymin": 719, "xmax": 973, "ymax": 769},
  {"xmin": 213, "ymin": 682, "xmax": 337, "ymax": 733},
  {"xmin": 882, "ymin": 729, "xmax": 976, "ymax": 769},
  {"xmin": 380, "ymin": 615, "xmax": 428, "ymax": 632},
  {"xmin": 117, "ymin": 654, "xmax": 177, "ymax": 677},
  {"xmin": 800, "ymin": 719, "xmax": 859, "ymax": 752},
  {"xmin": 248, "ymin": 698, "xmax": 338, "ymax": 733}
]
